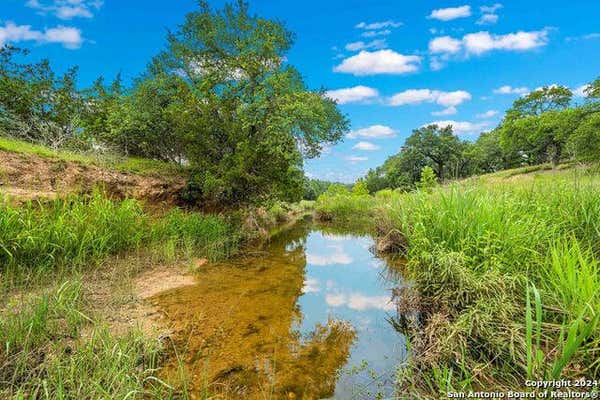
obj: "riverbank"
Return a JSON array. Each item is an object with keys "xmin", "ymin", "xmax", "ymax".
[
  {"xmin": 316, "ymin": 163, "xmax": 600, "ymax": 398},
  {"xmin": 0, "ymin": 178, "xmax": 313, "ymax": 398}
]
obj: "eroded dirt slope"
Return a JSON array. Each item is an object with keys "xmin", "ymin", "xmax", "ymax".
[{"xmin": 0, "ymin": 149, "xmax": 186, "ymax": 204}]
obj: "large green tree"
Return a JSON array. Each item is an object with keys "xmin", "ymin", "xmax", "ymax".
[
  {"xmin": 131, "ymin": 0, "xmax": 348, "ymax": 205},
  {"xmin": 498, "ymin": 85, "xmax": 575, "ymax": 165}
]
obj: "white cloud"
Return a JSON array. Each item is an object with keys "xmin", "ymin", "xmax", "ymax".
[
  {"xmin": 347, "ymin": 294, "xmax": 395, "ymax": 311},
  {"xmin": 26, "ymin": 0, "xmax": 103, "ymax": 20},
  {"xmin": 476, "ymin": 110, "xmax": 499, "ymax": 118},
  {"xmin": 573, "ymin": 84, "xmax": 590, "ymax": 97},
  {"xmin": 432, "ymin": 106, "xmax": 457, "ymax": 116},
  {"xmin": 493, "ymin": 85, "xmax": 529, "ymax": 95},
  {"xmin": 307, "ymin": 245, "xmax": 353, "ymax": 266},
  {"xmin": 325, "ymin": 293, "xmax": 346, "ymax": 307},
  {"xmin": 430, "ymin": 56, "xmax": 445, "ymax": 71},
  {"xmin": 345, "ymin": 39, "xmax": 387, "ymax": 52},
  {"xmin": 352, "ymin": 141, "xmax": 381, "ymax": 151},
  {"xmin": 325, "ymin": 85, "xmax": 379, "ymax": 104},
  {"xmin": 334, "ymin": 50, "xmax": 421, "ymax": 76},
  {"xmin": 477, "ymin": 14, "xmax": 499, "ymax": 25},
  {"xmin": 430, "ymin": 29, "xmax": 550, "ymax": 59},
  {"xmin": 347, "ymin": 125, "xmax": 397, "ymax": 139},
  {"xmin": 302, "ymin": 278, "xmax": 320, "ymax": 294},
  {"xmin": 362, "ymin": 29, "xmax": 391, "ymax": 38},
  {"xmin": 325, "ymin": 292, "xmax": 395, "ymax": 311},
  {"xmin": 463, "ymin": 30, "xmax": 549, "ymax": 55},
  {"xmin": 0, "ymin": 22, "xmax": 83, "ymax": 49},
  {"xmin": 429, "ymin": 5, "xmax": 471, "ymax": 21},
  {"xmin": 481, "ymin": 3, "xmax": 503, "ymax": 13},
  {"xmin": 425, "ymin": 120, "xmax": 489, "ymax": 134},
  {"xmin": 389, "ymin": 89, "xmax": 471, "ymax": 107},
  {"xmin": 429, "ymin": 36, "xmax": 462, "ymax": 54},
  {"xmin": 477, "ymin": 3, "xmax": 502, "ymax": 25},
  {"xmin": 344, "ymin": 155, "xmax": 369, "ymax": 164},
  {"xmin": 355, "ymin": 21, "xmax": 402, "ymax": 30}
]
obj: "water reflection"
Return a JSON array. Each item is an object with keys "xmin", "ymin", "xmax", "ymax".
[{"xmin": 153, "ymin": 222, "xmax": 406, "ymax": 399}]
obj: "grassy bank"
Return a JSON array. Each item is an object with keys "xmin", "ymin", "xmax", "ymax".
[
  {"xmin": 0, "ymin": 190, "xmax": 240, "ymax": 288},
  {"xmin": 0, "ymin": 136, "xmax": 184, "ymax": 177},
  {"xmin": 0, "ymin": 188, "xmax": 313, "ymax": 399},
  {"xmin": 316, "ymin": 164, "xmax": 600, "ymax": 397}
]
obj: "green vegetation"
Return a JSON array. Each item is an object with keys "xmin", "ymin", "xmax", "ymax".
[
  {"xmin": 0, "ymin": 281, "xmax": 181, "ymax": 399},
  {"xmin": 0, "ymin": 1, "xmax": 347, "ymax": 207},
  {"xmin": 317, "ymin": 164, "xmax": 600, "ymax": 397},
  {"xmin": 363, "ymin": 82, "xmax": 600, "ymax": 193},
  {"xmin": 0, "ymin": 191, "xmax": 240, "ymax": 287},
  {"xmin": 0, "ymin": 135, "xmax": 184, "ymax": 177}
]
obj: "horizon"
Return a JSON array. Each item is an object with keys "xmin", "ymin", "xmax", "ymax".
[{"xmin": 2, "ymin": 0, "xmax": 599, "ymax": 182}]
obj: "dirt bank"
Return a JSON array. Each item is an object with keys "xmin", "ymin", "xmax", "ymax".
[{"xmin": 0, "ymin": 149, "xmax": 185, "ymax": 204}]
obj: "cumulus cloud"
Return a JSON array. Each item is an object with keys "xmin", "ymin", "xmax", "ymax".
[
  {"xmin": 429, "ymin": 36, "xmax": 462, "ymax": 54},
  {"xmin": 389, "ymin": 89, "xmax": 472, "ymax": 107},
  {"xmin": 0, "ymin": 22, "xmax": 83, "ymax": 49},
  {"xmin": 425, "ymin": 120, "xmax": 489, "ymax": 134},
  {"xmin": 26, "ymin": 0, "xmax": 103, "ymax": 20},
  {"xmin": 477, "ymin": 13, "xmax": 499, "ymax": 25},
  {"xmin": 355, "ymin": 20, "xmax": 402, "ymax": 30},
  {"xmin": 345, "ymin": 39, "xmax": 387, "ymax": 52},
  {"xmin": 493, "ymin": 85, "xmax": 530, "ymax": 95},
  {"xmin": 347, "ymin": 125, "xmax": 397, "ymax": 139},
  {"xmin": 428, "ymin": 5, "xmax": 471, "ymax": 21},
  {"xmin": 325, "ymin": 85, "xmax": 379, "ymax": 104},
  {"xmin": 477, "ymin": 3, "xmax": 502, "ymax": 25},
  {"xmin": 334, "ymin": 50, "xmax": 421, "ymax": 76},
  {"xmin": 306, "ymin": 245, "xmax": 353, "ymax": 266},
  {"xmin": 476, "ymin": 110, "xmax": 499, "ymax": 118},
  {"xmin": 463, "ymin": 30, "xmax": 549, "ymax": 55},
  {"xmin": 352, "ymin": 141, "xmax": 381, "ymax": 151},
  {"xmin": 428, "ymin": 29, "xmax": 549, "ymax": 61}
]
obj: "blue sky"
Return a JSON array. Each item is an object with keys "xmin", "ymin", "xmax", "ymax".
[{"xmin": 2, "ymin": 0, "xmax": 599, "ymax": 182}]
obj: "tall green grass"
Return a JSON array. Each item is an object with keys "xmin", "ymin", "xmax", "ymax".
[
  {"xmin": 0, "ymin": 191, "xmax": 240, "ymax": 287},
  {"xmin": 318, "ymin": 166, "xmax": 600, "ymax": 395}
]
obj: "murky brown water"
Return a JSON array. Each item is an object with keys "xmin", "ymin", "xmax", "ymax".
[{"xmin": 152, "ymin": 221, "xmax": 407, "ymax": 399}]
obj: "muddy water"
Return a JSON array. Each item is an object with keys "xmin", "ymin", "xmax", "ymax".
[{"xmin": 153, "ymin": 221, "xmax": 407, "ymax": 399}]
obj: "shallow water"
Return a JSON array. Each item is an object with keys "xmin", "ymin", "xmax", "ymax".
[{"xmin": 153, "ymin": 221, "xmax": 407, "ymax": 399}]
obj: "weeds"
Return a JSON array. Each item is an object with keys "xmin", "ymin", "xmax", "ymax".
[
  {"xmin": 318, "ymin": 165, "xmax": 600, "ymax": 395},
  {"xmin": 0, "ymin": 281, "xmax": 181, "ymax": 399},
  {"xmin": 0, "ymin": 191, "xmax": 240, "ymax": 287}
]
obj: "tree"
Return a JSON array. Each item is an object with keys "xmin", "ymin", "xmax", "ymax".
[
  {"xmin": 499, "ymin": 85, "xmax": 576, "ymax": 166},
  {"xmin": 0, "ymin": 46, "xmax": 87, "ymax": 149},
  {"xmin": 352, "ymin": 180, "xmax": 369, "ymax": 196},
  {"xmin": 507, "ymin": 85, "xmax": 573, "ymax": 119},
  {"xmin": 400, "ymin": 124, "xmax": 466, "ymax": 181},
  {"xmin": 143, "ymin": 0, "xmax": 348, "ymax": 205},
  {"xmin": 584, "ymin": 77, "xmax": 600, "ymax": 99}
]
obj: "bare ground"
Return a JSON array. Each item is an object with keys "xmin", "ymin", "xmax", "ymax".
[
  {"xmin": 0, "ymin": 149, "xmax": 185, "ymax": 204},
  {"xmin": 82, "ymin": 255, "xmax": 207, "ymax": 337}
]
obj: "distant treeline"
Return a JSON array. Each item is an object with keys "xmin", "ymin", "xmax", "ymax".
[
  {"xmin": 0, "ymin": 1, "xmax": 348, "ymax": 207},
  {"xmin": 363, "ymin": 82, "xmax": 600, "ymax": 192}
]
